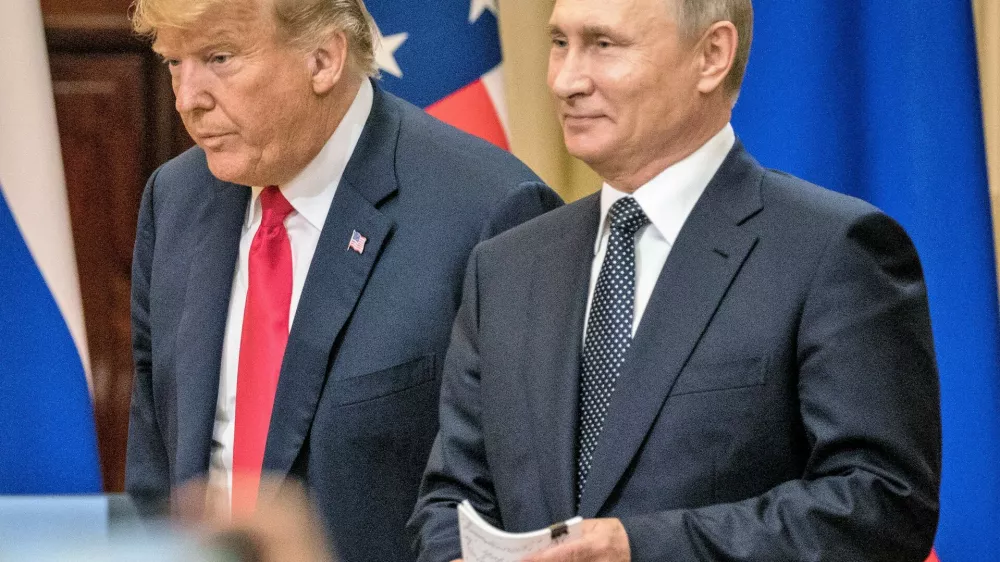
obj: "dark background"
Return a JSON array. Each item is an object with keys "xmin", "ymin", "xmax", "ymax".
[{"xmin": 42, "ymin": 0, "xmax": 192, "ymax": 491}]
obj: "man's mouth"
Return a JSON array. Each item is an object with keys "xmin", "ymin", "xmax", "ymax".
[{"xmin": 197, "ymin": 132, "xmax": 234, "ymax": 149}]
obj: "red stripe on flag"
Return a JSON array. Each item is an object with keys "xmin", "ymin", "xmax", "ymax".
[
  {"xmin": 926, "ymin": 549, "xmax": 940, "ymax": 562},
  {"xmin": 426, "ymin": 79, "xmax": 509, "ymax": 150}
]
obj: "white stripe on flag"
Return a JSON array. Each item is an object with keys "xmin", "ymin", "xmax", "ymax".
[
  {"xmin": 0, "ymin": 1, "xmax": 92, "ymax": 386},
  {"xmin": 481, "ymin": 64, "xmax": 510, "ymax": 142}
]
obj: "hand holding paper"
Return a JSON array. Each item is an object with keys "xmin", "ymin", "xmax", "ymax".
[
  {"xmin": 522, "ymin": 518, "xmax": 630, "ymax": 562},
  {"xmin": 458, "ymin": 500, "xmax": 583, "ymax": 562}
]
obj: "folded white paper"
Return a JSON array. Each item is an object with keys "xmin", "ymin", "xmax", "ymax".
[{"xmin": 458, "ymin": 500, "xmax": 583, "ymax": 562}]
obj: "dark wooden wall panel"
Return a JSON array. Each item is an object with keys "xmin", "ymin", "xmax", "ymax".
[
  {"xmin": 43, "ymin": 0, "xmax": 191, "ymax": 491},
  {"xmin": 41, "ymin": 0, "xmax": 134, "ymax": 15},
  {"xmin": 51, "ymin": 54, "xmax": 146, "ymax": 492}
]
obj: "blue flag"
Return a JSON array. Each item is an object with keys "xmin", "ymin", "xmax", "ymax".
[
  {"xmin": 0, "ymin": 1, "xmax": 101, "ymax": 494},
  {"xmin": 0, "ymin": 188, "xmax": 101, "ymax": 494},
  {"xmin": 733, "ymin": 2, "xmax": 1000, "ymax": 560}
]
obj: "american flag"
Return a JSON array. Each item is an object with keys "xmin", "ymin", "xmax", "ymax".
[
  {"xmin": 348, "ymin": 230, "xmax": 367, "ymax": 254},
  {"xmin": 365, "ymin": 0, "xmax": 509, "ymax": 149}
]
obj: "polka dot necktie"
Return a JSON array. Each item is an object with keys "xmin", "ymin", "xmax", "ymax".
[{"xmin": 576, "ymin": 196, "xmax": 649, "ymax": 505}]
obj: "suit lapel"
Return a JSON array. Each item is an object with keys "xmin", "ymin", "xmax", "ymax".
[
  {"xmin": 577, "ymin": 143, "xmax": 765, "ymax": 517},
  {"xmin": 522, "ymin": 194, "xmax": 600, "ymax": 522},
  {"xmin": 262, "ymin": 82, "xmax": 399, "ymax": 477},
  {"xmin": 174, "ymin": 179, "xmax": 249, "ymax": 483}
]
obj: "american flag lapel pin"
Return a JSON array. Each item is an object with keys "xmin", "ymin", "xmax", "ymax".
[{"xmin": 348, "ymin": 229, "xmax": 367, "ymax": 254}]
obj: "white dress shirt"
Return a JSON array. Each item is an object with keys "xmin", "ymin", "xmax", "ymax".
[
  {"xmin": 209, "ymin": 80, "xmax": 374, "ymax": 494},
  {"xmin": 584, "ymin": 123, "xmax": 736, "ymax": 339}
]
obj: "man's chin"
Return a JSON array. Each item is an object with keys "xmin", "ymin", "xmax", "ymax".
[
  {"xmin": 204, "ymin": 155, "xmax": 255, "ymax": 186},
  {"xmin": 563, "ymin": 138, "xmax": 612, "ymax": 171}
]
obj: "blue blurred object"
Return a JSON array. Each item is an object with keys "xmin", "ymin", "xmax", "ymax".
[
  {"xmin": 733, "ymin": 2, "xmax": 1000, "ymax": 560},
  {"xmin": 0, "ymin": 495, "xmax": 107, "ymax": 545},
  {"xmin": 0, "ymin": 495, "xmax": 213, "ymax": 561}
]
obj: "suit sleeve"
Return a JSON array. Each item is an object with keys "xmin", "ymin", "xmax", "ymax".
[
  {"xmin": 620, "ymin": 211, "xmax": 941, "ymax": 562},
  {"xmin": 408, "ymin": 245, "xmax": 498, "ymax": 562},
  {"xmin": 478, "ymin": 180, "xmax": 563, "ymax": 241},
  {"xmin": 124, "ymin": 168, "xmax": 172, "ymax": 515}
]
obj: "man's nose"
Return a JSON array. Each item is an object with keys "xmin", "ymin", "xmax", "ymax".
[
  {"xmin": 173, "ymin": 62, "xmax": 213, "ymax": 114},
  {"xmin": 549, "ymin": 48, "xmax": 594, "ymax": 100}
]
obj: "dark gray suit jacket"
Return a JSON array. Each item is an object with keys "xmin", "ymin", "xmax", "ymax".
[
  {"xmin": 409, "ymin": 143, "xmax": 941, "ymax": 561},
  {"xmin": 125, "ymin": 83, "xmax": 562, "ymax": 562}
]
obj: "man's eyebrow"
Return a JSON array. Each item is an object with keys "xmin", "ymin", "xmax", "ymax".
[
  {"xmin": 205, "ymin": 29, "xmax": 244, "ymax": 48},
  {"xmin": 547, "ymin": 23, "xmax": 626, "ymax": 40},
  {"xmin": 580, "ymin": 24, "xmax": 622, "ymax": 39}
]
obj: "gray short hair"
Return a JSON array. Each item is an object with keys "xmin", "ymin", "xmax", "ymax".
[{"xmin": 672, "ymin": 0, "xmax": 754, "ymax": 97}]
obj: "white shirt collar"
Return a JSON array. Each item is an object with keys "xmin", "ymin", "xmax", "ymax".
[
  {"xmin": 247, "ymin": 79, "xmax": 374, "ymax": 230},
  {"xmin": 595, "ymin": 123, "xmax": 736, "ymax": 254}
]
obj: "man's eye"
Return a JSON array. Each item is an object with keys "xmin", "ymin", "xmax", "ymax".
[
  {"xmin": 597, "ymin": 39, "xmax": 613, "ymax": 49},
  {"xmin": 162, "ymin": 58, "xmax": 180, "ymax": 67},
  {"xmin": 551, "ymin": 37, "xmax": 568, "ymax": 48},
  {"xmin": 210, "ymin": 54, "xmax": 232, "ymax": 64}
]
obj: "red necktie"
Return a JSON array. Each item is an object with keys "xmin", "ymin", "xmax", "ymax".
[{"xmin": 233, "ymin": 186, "xmax": 294, "ymax": 513}]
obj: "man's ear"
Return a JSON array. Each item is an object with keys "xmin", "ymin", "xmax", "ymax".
[
  {"xmin": 695, "ymin": 21, "xmax": 737, "ymax": 95},
  {"xmin": 309, "ymin": 30, "xmax": 349, "ymax": 95}
]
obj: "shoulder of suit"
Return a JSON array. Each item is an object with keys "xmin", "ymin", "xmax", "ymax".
[
  {"xmin": 384, "ymin": 91, "xmax": 540, "ymax": 188},
  {"xmin": 475, "ymin": 193, "xmax": 597, "ymax": 257},
  {"xmin": 756, "ymin": 167, "xmax": 888, "ymax": 230},
  {"xmin": 146, "ymin": 145, "xmax": 224, "ymax": 207},
  {"xmin": 155, "ymin": 145, "xmax": 214, "ymax": 183}
]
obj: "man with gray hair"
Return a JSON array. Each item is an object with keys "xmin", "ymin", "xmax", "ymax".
[
  {"xmin": 123, "ymin": 0, "xmax": 560, "ymax": 560},
  {"xmin": 408, "ymin": 0, "xmax": 941, "ymax": 560}
]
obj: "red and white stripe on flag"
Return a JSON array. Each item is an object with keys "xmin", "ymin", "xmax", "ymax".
[{"xmin": 427, "ymin": 66, "xmax": 509, "ymax": 151}]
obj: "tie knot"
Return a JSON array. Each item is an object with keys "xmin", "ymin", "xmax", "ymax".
[
  {"xmin": 259, "ymin": 186, "xmax": 294, "ymax": 228},
  {"xmin": 608, "ymin": 197, "xmax": 649, "ymax": 236}
]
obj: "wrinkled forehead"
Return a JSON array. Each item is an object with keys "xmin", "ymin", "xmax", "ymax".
[{"xmin": 549, "ymin": 0, "xmax": 672, "ymax": 33}]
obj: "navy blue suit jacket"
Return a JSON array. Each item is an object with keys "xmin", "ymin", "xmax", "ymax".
[
  {"xmin": 125, "ymin": 83, "xmax": 562, "ymax": 562},
  {"xmin": 409, "ymin": 143, "xmax": 941, "ymax": 561}
]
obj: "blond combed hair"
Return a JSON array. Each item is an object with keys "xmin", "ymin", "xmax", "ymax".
[
  {"xmin": 674, "ymin": 0, "xmax": 754, "ymax": 97},
  {"xmin": 130, "ymin": 0, "xmax": 379, "ymax": 76}
]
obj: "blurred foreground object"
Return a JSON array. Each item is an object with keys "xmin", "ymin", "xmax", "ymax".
[
  {"xmin": 0, "ymin": 495, "xmax": 210, "ymax": 561},
  {"xmin": 174, "ymin": 477, "xmax": 336, "ymax": 562},
  {"xmin": 0, "ymin": 485, "xmax": 335, "ymax": 562}
]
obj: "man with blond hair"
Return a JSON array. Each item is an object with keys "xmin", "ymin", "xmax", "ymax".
[
  {"xmin": 124, "ymin": 0, "xmax": 560, "ymax": 559},
  {"xmin": 408, "ymin": 0, "xmax": 941, "ymax": 560}
]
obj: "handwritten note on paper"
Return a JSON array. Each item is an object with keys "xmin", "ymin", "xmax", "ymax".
[{"xmin": 458, "ymin": 500, "xmax": 583, "ymax": 562}]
